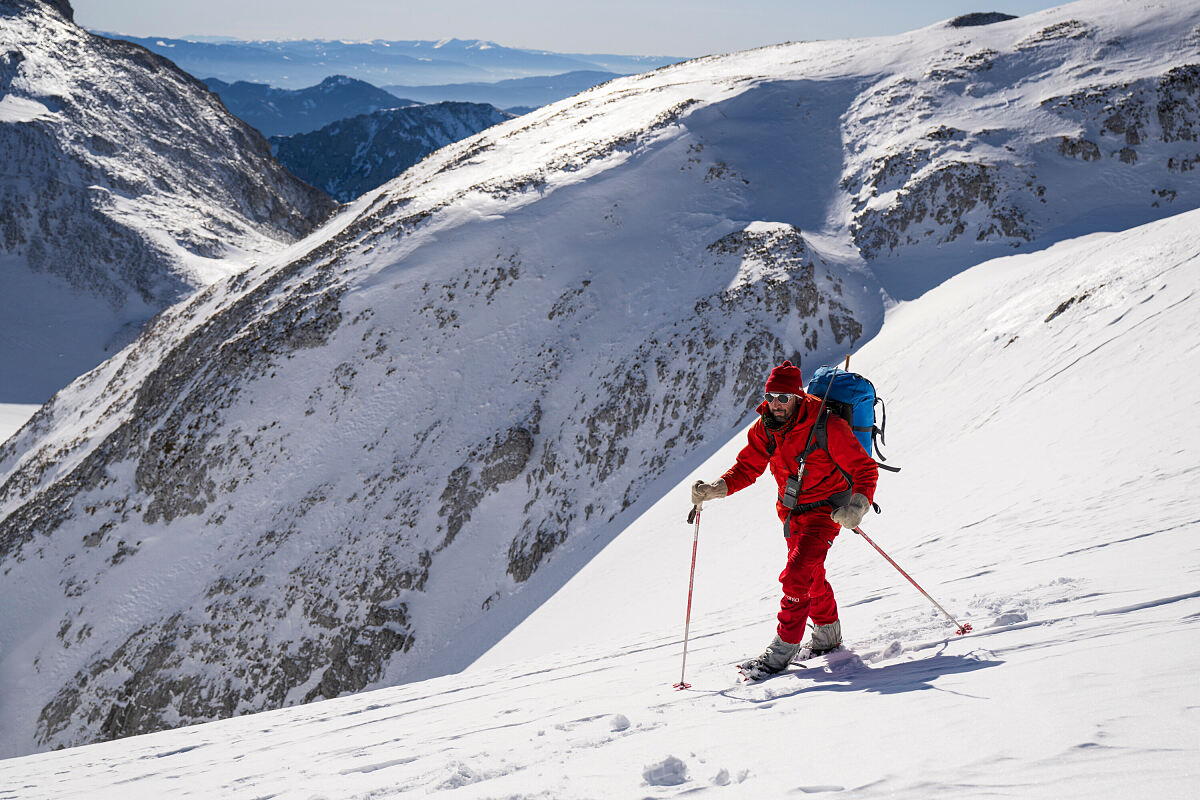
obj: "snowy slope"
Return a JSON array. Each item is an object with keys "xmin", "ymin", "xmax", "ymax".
[
  {"xmin": 1, "ymin": 202, "xmax": 1196, "ymax": 799},
  {"xmin": 0, "ymin": 0, "xmax": 335, "ymax": 405},
  {"xmin": 3, "ymin": 0, "xmax": 1200, "ymax": 758}
]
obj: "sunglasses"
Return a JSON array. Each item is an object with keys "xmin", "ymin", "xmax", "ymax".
[{"xmin": 764, "ymin": 392, "xmax": 798, "ymax": 404}]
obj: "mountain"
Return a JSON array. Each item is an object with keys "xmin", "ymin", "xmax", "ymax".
[
  {"xmin": 203, "ymin": 75, "xmax": 418, "ymax": 137},
  {"xmin": 95, "ymin": 34, "xmax": 685, "ymax": 90},
  {"xmin": 2, "ymin": 197, "xmax": 1196, "ymax": 800},
  {"xmin": 0, "ymin": 0, "xmax": 337, "ymax": 406},
  {"xmin": 382, "ymin": 70, "xmax": 621, "ymax": 111},
  {"xmin": 3, "ymin": 0, "xmax": 1200, "ymax": 758},
  {"xmin": 270, "ymin": 102, "xmax": 515, "ymax": 202}
]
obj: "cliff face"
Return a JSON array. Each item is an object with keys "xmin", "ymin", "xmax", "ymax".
[
  {"xmin": 2, "ymin": 0, "xmax": 1200, "ymax": 757},
  {"xmin": 845, "ymin": 43, "xmax": 1200, "ymax": 268},
  {"xmin": 0, "ymin": 0, "xmax": 336, "ymax": 400}
]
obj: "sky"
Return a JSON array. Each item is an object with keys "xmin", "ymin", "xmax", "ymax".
[{"xmin": 70, "ymin": 0, "xmax": 1072, "ymax": 56}]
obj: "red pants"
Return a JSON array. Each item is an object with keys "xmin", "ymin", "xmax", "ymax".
[{"xmin": 776, "ymin": 512, "xmax": 840, "ymax": 644}]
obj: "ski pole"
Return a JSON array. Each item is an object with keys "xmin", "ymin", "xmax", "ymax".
[
  {"xmin": 854, "ymin": 526, "xmax": 972, "ymax": 635},
  {"xmin": 674, "ymin": 506, "xmax": 702, "ymax": 689}
]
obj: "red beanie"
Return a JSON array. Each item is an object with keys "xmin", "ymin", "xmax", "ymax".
[{"xmin": 765, "ymin": 360, "xmax": 803, "ymax": 395}]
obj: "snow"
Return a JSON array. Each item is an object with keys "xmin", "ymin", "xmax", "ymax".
[
  {"xmin": 0, "ymin": 405, "xmax": 39, "ymax": 443},
  {"xmin": 0, "ymin": 4, "xmax": 333, "ymax": 405},
  {"xmin": 3, "ymin": 0, "xmax": 1200, "ymax": 792},
  {"xmin": 0, "ymin": 95, "xmax": 53, "ymax": 123},
  {"xmin": 2, "ymin": 200, "xmax": 1197, "ymax": 798},
  {"xmin": 0, "ymin": 255, "xmax": 162, "ymax": 404}
]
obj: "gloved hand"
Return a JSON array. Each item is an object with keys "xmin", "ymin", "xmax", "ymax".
[
  {"xmin": 831, "ymin": 493, "xmax": 871, "ymax": 529},
  {"xmin": 690, "ymin": 478, "xmax": 728, "ymax": 507}
]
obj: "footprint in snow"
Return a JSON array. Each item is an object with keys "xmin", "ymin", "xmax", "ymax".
[
  {"xmin": 643, "ymin": 755, "xmax": 689, "ymax": 786},
  {"xmin": 991, "ymin": 609, "xmax": 1029, "ymax": 627},
  {"xmin": 870, "ymin": 640, "xmax": 904, "ymax": 662},
  {"xmin": 825, "ymin": 650, "xmax": 865, "ymax": 677}
]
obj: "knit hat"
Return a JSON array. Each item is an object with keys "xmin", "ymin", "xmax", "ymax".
[{"xmin": 764, "ymin": 360, "xmax": 804, "ymax": 395}]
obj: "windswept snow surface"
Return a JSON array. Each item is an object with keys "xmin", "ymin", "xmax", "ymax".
[{"xmin": 2, "ymin": 203, "xmax": 1197, "ymax": 798}]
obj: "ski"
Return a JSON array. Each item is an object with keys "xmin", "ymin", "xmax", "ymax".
[{"xmin": 735, "ymin": 645, "xmax": 843, "ymax": 682}]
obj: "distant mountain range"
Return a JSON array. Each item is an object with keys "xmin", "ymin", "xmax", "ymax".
[
  {"xmin": 93, "ymin": 33, "xmax": 684, "ymax": 89},
  {"xmin": 205, "ymin": 72, "xmax": 618, "ymax": 201},
  {"xmin": 271, "ymin": 102, "xmax": 515, "ymax": 202},
  {"xmin": 382, "ymin": 70, "xmax": 620, "ymax": 110},
  {"xmin": 202, "ymin": 76, "xmax": 520, "ymax": 201},
  {"xmin": 203, "ymin": 72, "xmax": 618, "ymax": 139},
  {"xmin": 203, "ymin": 75, "xmax": 417, "ymax": 137}
]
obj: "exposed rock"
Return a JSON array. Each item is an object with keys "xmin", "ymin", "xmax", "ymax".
[
  {"xmin": 1017, "ymin": 20, "xmax": 1093, "ymax": 49},
  {"xmin": 1158, "ymin": 65, "xmax": 1200, "ymax": 143},
  {"xmin": 1059, "ymin": 137, "xmax": 1102, "ymax": 161},
  {"xmin": 851, "ymin": 161, "xmax": 1033, "ymax": 258},
  {"xmin": 948, "ymin": 12, "xmax": 1017, "ymax": 28}
]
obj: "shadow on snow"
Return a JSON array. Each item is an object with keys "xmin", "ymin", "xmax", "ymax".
[{"xmin": 718, "ymin": 650, "xmax": 1002, "ymax": 702}]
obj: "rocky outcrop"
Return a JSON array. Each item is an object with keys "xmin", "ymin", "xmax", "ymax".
[
  {"xmin": 841, "ymin": 47, "xmax": 1200, "ymax": 263},
  {"xmin": 948, "ymin": 12, "xmax": 1016, "ymax": 28}
]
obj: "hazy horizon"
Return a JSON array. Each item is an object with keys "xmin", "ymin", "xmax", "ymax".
[{"xmin": 71, "ymin": 0, "xmax": 1071, "ymax": 58}]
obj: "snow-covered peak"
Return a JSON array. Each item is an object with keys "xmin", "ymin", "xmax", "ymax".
[{"xmin": 0, "ymin": 0, "xmax": 336, "ymax": 402}]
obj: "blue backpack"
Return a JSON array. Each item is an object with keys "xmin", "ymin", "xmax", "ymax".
[{"xmin": 805, "ymin": 365, "xmax": 899, "ymax": 472}]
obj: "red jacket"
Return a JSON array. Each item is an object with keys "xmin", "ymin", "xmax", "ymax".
[{"xmin": 721, "ymin": 394, "xmax": 878, "ymax": 523}]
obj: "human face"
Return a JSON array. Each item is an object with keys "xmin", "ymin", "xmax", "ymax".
[{"xmin": 765, "ymin": 392, "xmax": 798, "ymax": 422}]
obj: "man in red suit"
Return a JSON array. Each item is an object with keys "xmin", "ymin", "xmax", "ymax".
[{"xmin": 691, "ymin": 360, "xmax": 878, "ymax": 677}]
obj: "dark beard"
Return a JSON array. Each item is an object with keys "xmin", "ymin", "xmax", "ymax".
[{"xmin": 765, "ymin": 407, "xmax": 793, "ymax": 428}]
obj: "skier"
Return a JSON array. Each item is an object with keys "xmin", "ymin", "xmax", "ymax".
[{"xmin": 690, "ymin": 359, "xmax": 878, "ymax": 678}]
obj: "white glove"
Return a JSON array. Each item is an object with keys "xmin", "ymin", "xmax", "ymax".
[
  {"xmin": 690, "ymin": 479, "xmax": 728, "ymax": 507},
  {"xmin": 831, "ymin": 493, "xmax": 871, "ymax": 529}
]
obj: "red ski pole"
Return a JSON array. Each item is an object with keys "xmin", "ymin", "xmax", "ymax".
[
  {"xmin": 674, "ymin": 505, "xmax": 703, "ymax": 689},
  {"xmin": 854, "ymin": 526, "xmax": 972, "ymax": 636}
]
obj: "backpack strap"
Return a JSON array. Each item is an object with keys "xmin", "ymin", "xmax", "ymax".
[
  {"xmin": 779, "ymin": 410, "xmax": 854, "ymax": 538},
  {"xmin": 809, "ymin": 410, "xmax": 854, "ymax": 499},
  {"xmin": 871, "ymin": 396, "xmax": 902, "ymax": 472}
]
